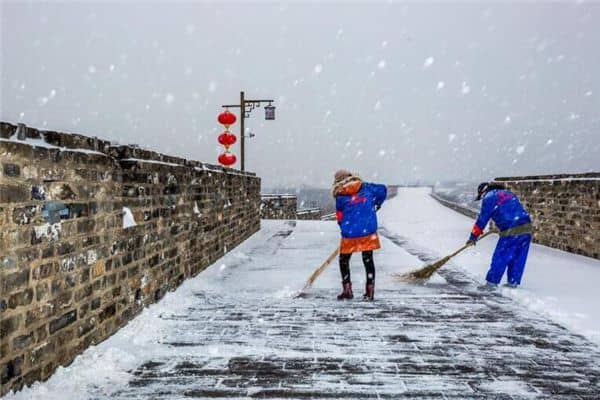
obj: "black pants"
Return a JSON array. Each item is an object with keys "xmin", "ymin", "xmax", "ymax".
[{"xmin": 339, "ymin": 251, "xmax": 375, "ymax": 285}]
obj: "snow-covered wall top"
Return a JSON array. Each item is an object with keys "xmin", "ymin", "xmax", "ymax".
[
  {"xmin": 0, "ymin": 122, "xmax": 255, "ymax": 178},
  {"xmin": 495, "ymin": 172, "xmax": 600, "ymax": 182},
  {"xmin": 0, "ymin": 121, "xmax": 261, "ymax": 395}
]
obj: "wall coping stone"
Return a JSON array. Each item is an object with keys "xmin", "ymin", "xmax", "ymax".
[
  {"xmin": 261, "ymin": 194, "xmax": 297, "ymax": 199},
  {"xmin": 0, "ymin": 121, "xmax": 256, "ymax": 177},
  {"xmin": 495, "ymin": 172, "xmax": 600, "ymax": 181}
]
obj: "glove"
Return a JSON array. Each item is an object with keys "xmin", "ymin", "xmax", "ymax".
[{"xmin": 465, "ymin": 239, "xmax": 477, "ymax": 247}]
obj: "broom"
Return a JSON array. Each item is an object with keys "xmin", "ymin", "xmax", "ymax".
[
  {"xmin": 293, "ymin": 246, "xmax": 340, "ymax": 298},
  {"xmin": 394, "ymin": 231, "xmax": 493, "ymax": 283}
]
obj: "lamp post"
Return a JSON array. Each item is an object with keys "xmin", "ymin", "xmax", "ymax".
[{"xmin": 221, "ymin": 91, "xmax": 275, "ymax": 171}]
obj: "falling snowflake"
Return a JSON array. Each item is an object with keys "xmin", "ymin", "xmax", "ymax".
[
  {"xmin": 88, "ymin": 65, "xmax": 97, "ymax": 74},
  {"xmin": 546, "ymin": 139, "xmax": 553, "ymax": 145},
  {"xmin": 585, "ymin": 91, "xmax": 592, "ymax": 97},
  {"xmin": 381, "ymin": 40, "xmax": 388, "ymax": 48},
  {"xmin": 448, "ymin": 134, "xmax": 456, "ymax": 143},
  {"xmin": 436, "ymin": 81, "xmax": 445, "ymax": 90},
  {"xmin": 208, "ymin": 81, "xmax": 217, "ymax": 92},
  {"xmin": 461, "ymin": 81, "xmax": 471, "ymax": 94},
  {"xmin": 504, "ymin": 115, "xmax": 511, "ymax": 124},
  {"xmin": 423, "ymin": 57, "xmax": 434, "ymax": 68},
  {"xmin": 314, "ymin": 64, "xmax": 323, "ymax": 74},
  {"xmin": 109, "ymin": 64, "xmax": 115, "ymax": 72},
  {"xmin": 378, "ymin": 149, "xmax": 386, "ymax": 157},
  {"xmin": 165, "ymin": 93, "xmax": 175, "ymax": 104},
  {"xmin": 377, "ymin": 60, "xmax": 386, "ymax": 69},
  {"xmin": 373, "ymin": 100, "xmax": 381, "ymax": 111},
  {"xmin": 516, "ymin": 145, "xmax": 526, "ymax": 154}
]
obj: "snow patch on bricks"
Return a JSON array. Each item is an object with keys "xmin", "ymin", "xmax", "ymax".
[
  {"xmin": 122, "ymin": 207, "xmax": 136, "ymax": 228},
  {"xmin": 33, "ymin": 222, "xmax": 61, "ymax": 242}
]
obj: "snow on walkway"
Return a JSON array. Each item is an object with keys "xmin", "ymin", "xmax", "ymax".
[
  {"xmin": 379, "ymin": 187, "xmax": 600, "ymax": 345},
  {"xmin": 6, "ymin": 214, "xmax": 600, "ymax": 399}
]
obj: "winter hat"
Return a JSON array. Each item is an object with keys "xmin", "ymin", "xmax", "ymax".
[
  {"xmin": 476, "ymin": 181, "xmax": 506, "ymax": 200},
  {"xmin": 475, "ymin": 182, "xmax": 489, "ymax": 200},
  {"xmin": 334, "ymin": 169, "xmax": 353, "ymax": 184},
  {"xmin": 332, "ymin": 170, "xmax": 362, "ymax": 197}
]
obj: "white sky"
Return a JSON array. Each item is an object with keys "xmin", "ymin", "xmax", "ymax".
[{"xmin": 1, "ymin": 1, "xmax": 599, "ymax": 187}]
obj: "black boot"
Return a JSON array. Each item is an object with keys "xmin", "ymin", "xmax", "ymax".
[
  {"xmin": 337, "ymin": 282, "xmax": 353, "ymax": 300},
  {"xmin": 363, "ymin": 283, "xmax": 375, "ymax": 301}
]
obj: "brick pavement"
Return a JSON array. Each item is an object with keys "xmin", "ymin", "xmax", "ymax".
[{"xmin": 104, "ymin": 222, "xmax": 600, "ymax": 400}]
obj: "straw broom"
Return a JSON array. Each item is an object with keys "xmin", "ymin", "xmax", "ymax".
[
  {"xmin": 394, "ymin": 231, "xmax": 493, "ymax": 283},
  {"xmin": 294, "ymin": 246, "xmax": 340, "ymax": 298}
]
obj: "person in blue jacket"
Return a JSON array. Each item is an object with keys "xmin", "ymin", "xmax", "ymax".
[
  {"xmin": 332, "ymin": 170, "xmax": 387, "ymax": 300},
  {"xmin": 467, "ymin": 182, "xmax": 532, "ymax": 288}
]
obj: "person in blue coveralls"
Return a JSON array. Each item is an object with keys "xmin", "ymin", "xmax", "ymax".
[{"xmin": 466, "ymin": 182, "xmax": 533, "ymax": 289}]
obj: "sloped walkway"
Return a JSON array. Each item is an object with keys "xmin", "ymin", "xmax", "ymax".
[{"xmin": 7, "ymin": 219, "xmax": 600, "ymax": 399}]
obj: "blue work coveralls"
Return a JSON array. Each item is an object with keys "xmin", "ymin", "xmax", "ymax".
[{"xmin": 469, "ymin": 189, "xmax": 532, "ymax": 285}]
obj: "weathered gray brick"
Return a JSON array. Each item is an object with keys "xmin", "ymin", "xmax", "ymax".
[
  {"xmin": 0, "ymin": 268, "xmax": 30, "ymax": 296},
  {"xmin": 8, "ymin": 288, "xmax": 34, "ymax": 308},
  {"xmin": 0, "ymin": 314, "xmax": 21, "ymax": 339},
  {"xmin": 2, "ymin": 163, "xmax": 21, "ymax": 177},
  {"xmin": 0, "ymin": 184, "xmax": 29, "ymax": 203},
  {"xmin": 49, "ymin": 310, "xmax": 77, "ymax": 334}
]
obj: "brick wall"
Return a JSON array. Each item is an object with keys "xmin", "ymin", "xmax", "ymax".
[
  {"xmin": 494, "ymin": 174, "xmax": 599, "ymax": 259},
  {"xmin": 0, "ymin": 122, "xmax": 261, "ymax": 395},
  {"xmin": 260, "ymin": 194, "xmax": 297, "ymax": 219}
]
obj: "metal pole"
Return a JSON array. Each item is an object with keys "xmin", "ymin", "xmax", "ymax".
[{"xmin": 240, "ymin": 91, "xmax": 245, "ymax": 171}]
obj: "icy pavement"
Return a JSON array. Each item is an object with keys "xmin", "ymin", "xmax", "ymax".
[{"xmin": 7, "ymin": 218, "xmax": 600, "ymax": 399}]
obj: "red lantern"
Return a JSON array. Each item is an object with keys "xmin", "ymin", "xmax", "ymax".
[
  {"xmin": 218, "ymin": 152, "xmax": 237, "ymax": 167},
  {"xmin": 217, "ymin": 131, "xmax": 237, "ymax": 147},
  {"xmin": 217, "ymin": 110, "xmax": 237, "ymax": 127}
]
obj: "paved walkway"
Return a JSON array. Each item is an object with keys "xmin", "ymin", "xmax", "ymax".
[{"xmin": 9, "ymin": 220, "xmax": 600, "ymax": 400}]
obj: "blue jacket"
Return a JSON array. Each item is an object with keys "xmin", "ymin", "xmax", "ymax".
[
  {"xmin": 469, "ymin": 189, "xmax": 531, "ymax": 241},
  {"xmin": 336, "ymin": 182, "xmax": 387, "ymax": 239}
]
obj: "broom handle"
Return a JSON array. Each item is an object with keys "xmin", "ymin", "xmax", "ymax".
[
  {"xmin": 301, "ymin": 246, "xmax": 340, "ymax": 291},
  {"xmin": 447, "ymin": 231, "xmax": 494, "ymax": 259}
]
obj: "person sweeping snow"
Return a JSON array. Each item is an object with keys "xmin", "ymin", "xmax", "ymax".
[
  {"xmin": 467, "ymin": 182, "xmax": 532, "ymax": 289},
  {"xmin": 332, "ymin": 170, "xmax": 387, "ymax": 300}
]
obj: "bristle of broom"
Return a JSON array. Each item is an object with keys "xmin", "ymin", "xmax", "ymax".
[{"xmin": 393, "ymin": 256, "xmax": 451, "ymax": 283}]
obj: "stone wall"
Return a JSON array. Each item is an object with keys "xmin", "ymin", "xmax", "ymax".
[
  {"xmin": 0, "ymin": 122, "xmax": 261, "ymax": 395},
  {"xmin": 494, "ymin": 173, "xmax": 599, "ymax": 259},
  {"xmin": 260, "ymin": 194, "xmax": 297, "ymax": 220}
]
